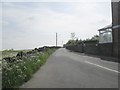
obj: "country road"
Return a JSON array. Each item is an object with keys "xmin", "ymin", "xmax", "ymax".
[{"xmin": 21, "ymin": 48, "xmax": 118, "ymax": 88}]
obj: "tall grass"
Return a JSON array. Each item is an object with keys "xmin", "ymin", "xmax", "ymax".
[{"xmin": 2, "ymin": 48, "xmax": 56, "ymax": 89}]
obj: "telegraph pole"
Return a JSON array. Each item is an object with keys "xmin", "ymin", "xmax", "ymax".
[{"xmin": 56, "ymin": 32, "xmax": 57, "ymax": 47}]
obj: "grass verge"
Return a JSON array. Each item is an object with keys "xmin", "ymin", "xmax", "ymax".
[{"xmin": 2, "ymin": 48, "xmax": 56, "ymax": 89}]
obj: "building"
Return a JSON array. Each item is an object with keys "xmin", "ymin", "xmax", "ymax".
[
  {"xmin": 98, "ymin": 2, "xmax": 120, "ymax": 61},
  {"xmin": 112, "ymin": 2, "xmax": 120, "ymax": 58}
]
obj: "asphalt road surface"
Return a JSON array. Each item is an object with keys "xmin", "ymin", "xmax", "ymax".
[{"xmin": 21, "ymin": 48, "xmax": 119, "ymax": 88}]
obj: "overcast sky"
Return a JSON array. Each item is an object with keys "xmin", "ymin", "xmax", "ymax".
[{"xmin": 1, "ymin": 0, "xmax": 112, "ymax": 50}]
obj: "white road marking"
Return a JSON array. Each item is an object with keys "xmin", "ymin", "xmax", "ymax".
[{"xmin": 85, "ymin": 61, "xmax": 120, "ymax": 73}]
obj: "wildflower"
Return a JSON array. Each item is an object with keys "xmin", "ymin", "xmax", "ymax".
[
  {"xmin": 18, "ymin": 75, "xmax": 22, "ymax": 78},
  {"xmin": 16, "ymin": 65, "xmax": 19, "ymax": 68},
  {"xmin": 7, "ymin": 67, "xmax": 12, "ymax": 71},
  {"xmin": 23, "ymin": 66, "xmax": 27, "ymax": 70}
]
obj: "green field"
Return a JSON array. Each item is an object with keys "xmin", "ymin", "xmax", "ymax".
[{"xmin": 0, "ymin": 50, "xmax": 31, "ymax": 59}]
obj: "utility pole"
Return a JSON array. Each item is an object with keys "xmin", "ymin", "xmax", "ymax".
[{"xmin": 56, "ymin": 32, "xmax": 57, "ymax": 47}]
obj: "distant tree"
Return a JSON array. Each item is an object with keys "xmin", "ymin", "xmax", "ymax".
[
  {"xmin": 70, "ymin": 32, "xmax": 75, "ymax": 40},
  {"xmin": 75, "ymin": 38, "xmax": 79, "ymax": 45},
  {"xmin": 91, "ymin": 35, "xmax": 99, "ymax": 41},
  {"xmin": 78, "ymin": 39, "xmax": 83, "ymax": 44},
  {"xmin": 66, "ymin": 40, "xmax": 75, "ymax": 46},
  {"xmin": 83, "ymin": 35, "xmax": 99, "ymax": 42},
  {"xmin": 63, "ymin": 44, "xmax": 66, "ymax": 48},
  {"xmin": 65, "ymin": 34, "xmax": 99, "ymax": 50}
]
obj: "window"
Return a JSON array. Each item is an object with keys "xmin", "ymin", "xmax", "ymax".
[{"xmin": 99, "ymin": 28, "xmax": 112, "ymax": 43}]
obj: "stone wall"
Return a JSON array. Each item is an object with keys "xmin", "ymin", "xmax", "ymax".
[
  {"xmin": 112, "ymin": 2, "xmax": 120, "ymax": 58},
  {"xmin": 118, "ymin": 2, "xmax": 120, "ymax": 60},
  {"xmin": 83, "ymin": 41, "xmax": 99, "ymax": 55},
  {"xmin": 98, "ymin": 43, "xmax": 113, "ymax": 57},
  {"xmin": 65, "ymin": 41, "xmax": 116, "ymax": 59},
  {"xmin": 65, "ymin": 43, "xmax": 83, "ymax": 53},
  {"xmin": 2, "ymin": 46, "xmax": 60, "ymax": 63}
]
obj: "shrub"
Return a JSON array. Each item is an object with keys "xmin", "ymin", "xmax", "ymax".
[{"xmin": 2, "ymin": 48, "xmax": 56, "ymax": 89}]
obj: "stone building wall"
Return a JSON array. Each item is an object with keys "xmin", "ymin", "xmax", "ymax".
[
  {"xmin": 112, "ymin": 2, "xmax": 120, "ymax": 58},
  {"xmin": 118, "ymin": 2, "xmax": 120, "ymax": 59}
]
